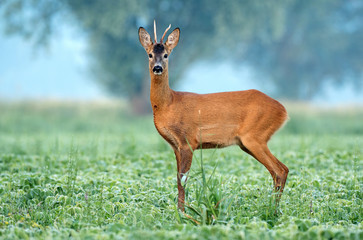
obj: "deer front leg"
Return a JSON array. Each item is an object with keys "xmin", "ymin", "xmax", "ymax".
[{"xmin": 174, "ymin": 148, "xmax": 193, "ymax": 211}]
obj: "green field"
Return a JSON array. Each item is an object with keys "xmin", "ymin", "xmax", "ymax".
[{"xmin": 0, "ymin": 101, "xmax": 362, "ymax": 239}]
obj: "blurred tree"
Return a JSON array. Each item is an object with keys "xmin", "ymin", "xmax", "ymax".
[
  {"xmin": 229, "ymin": 0, "xmax": 363, "ymax": 99},
  {"xmin": 1, "ymin": 0, "xmax": 362, "ymax": 112}
]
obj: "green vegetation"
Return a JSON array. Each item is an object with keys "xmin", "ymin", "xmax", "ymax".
[
  {"xmin": 1, "ymin": 0, "xmax": 362, "ymax": 107},
  {"xmin": 0, "ymin": 101, "xmax": 362, "ymax": 239}
]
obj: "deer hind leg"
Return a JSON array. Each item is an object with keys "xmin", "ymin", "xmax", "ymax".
[
  {"xmin": 238, "ymin": 135, "xmax": 289, "ymax": 204},
  {"xmin": 174, "ymin": 147, "xmax": 193, "ymax": 211}
]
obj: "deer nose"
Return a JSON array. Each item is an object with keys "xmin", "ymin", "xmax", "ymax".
[{"xmin": 153, "ymin": 65, "xmax": 163, "ymax": 74}]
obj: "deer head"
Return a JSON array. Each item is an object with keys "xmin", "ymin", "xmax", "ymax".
[{"xmin": 139, "ymin": 21, "xmax": 180, "ymax": 76}]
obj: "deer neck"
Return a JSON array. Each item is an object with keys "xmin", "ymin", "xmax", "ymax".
[{"xmin": 150, "ymin": 70, "xmax": 173, "ymax": 109}]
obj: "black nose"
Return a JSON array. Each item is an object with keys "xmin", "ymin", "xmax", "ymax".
[{"xmin": 153, "ymin": 66, "xmax": 163, "ymax": 73}]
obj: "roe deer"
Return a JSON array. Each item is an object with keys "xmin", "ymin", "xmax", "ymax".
[{"xmin": 138, "ymin": 21, "xmax": 289, "ymax": 211}]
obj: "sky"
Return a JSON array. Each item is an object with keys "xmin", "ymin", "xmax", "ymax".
[
  {"xmin": 0, "ymin": 24, "xmax": 362, "ymax": 105},
  {"xmin": 0, "ymin": 25, "xmax": 103, "ymax": 100}
]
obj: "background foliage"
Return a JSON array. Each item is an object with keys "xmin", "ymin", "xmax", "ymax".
[{"xmin": 1, "ymin": 0, "xmax": 362, "ymax": 112}]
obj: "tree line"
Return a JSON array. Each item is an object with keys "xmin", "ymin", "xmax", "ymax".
[{"xmin": 1, "ymin": 0, "xmax": 362, "ymax": 112}]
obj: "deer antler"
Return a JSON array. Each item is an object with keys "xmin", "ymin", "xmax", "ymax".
[
  {"xmin": 154, "ymin": 20, "xmax": 157, "ymax": 43},
  {"xmin": 160, "ymin": 24, "xmax": 171, "ymax": 43}
]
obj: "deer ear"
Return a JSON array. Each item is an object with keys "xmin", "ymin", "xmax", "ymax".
[
  {"xmin": 165, "ymin": 28, "xmax": 180, "ymax": 51},
  {"xmin": 139, "ymin": 27, "xmax": 153, "ymax": 50}
]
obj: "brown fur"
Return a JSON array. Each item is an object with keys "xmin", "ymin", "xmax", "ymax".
[{"xmin": 139, "ymin": 25, "xmax": 289, "ymax": 211}]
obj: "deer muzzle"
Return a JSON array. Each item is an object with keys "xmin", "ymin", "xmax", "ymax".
[{"xmin": 153, "ymin": 65, "xmax": 163, "ymax": 75}]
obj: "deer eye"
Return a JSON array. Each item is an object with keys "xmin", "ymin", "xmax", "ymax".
[
  {"xmin": 148, "ymin": 54, "xmax": 152, "ymax": 58},
  {"xmin": 164, "ymin": 54, "xmax": 168, "ymax": 58}
]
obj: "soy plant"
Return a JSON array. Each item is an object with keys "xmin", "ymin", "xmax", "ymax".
[{"xmin": 66, "ymin": 143, "xmax": 79, "ymax": 198}]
